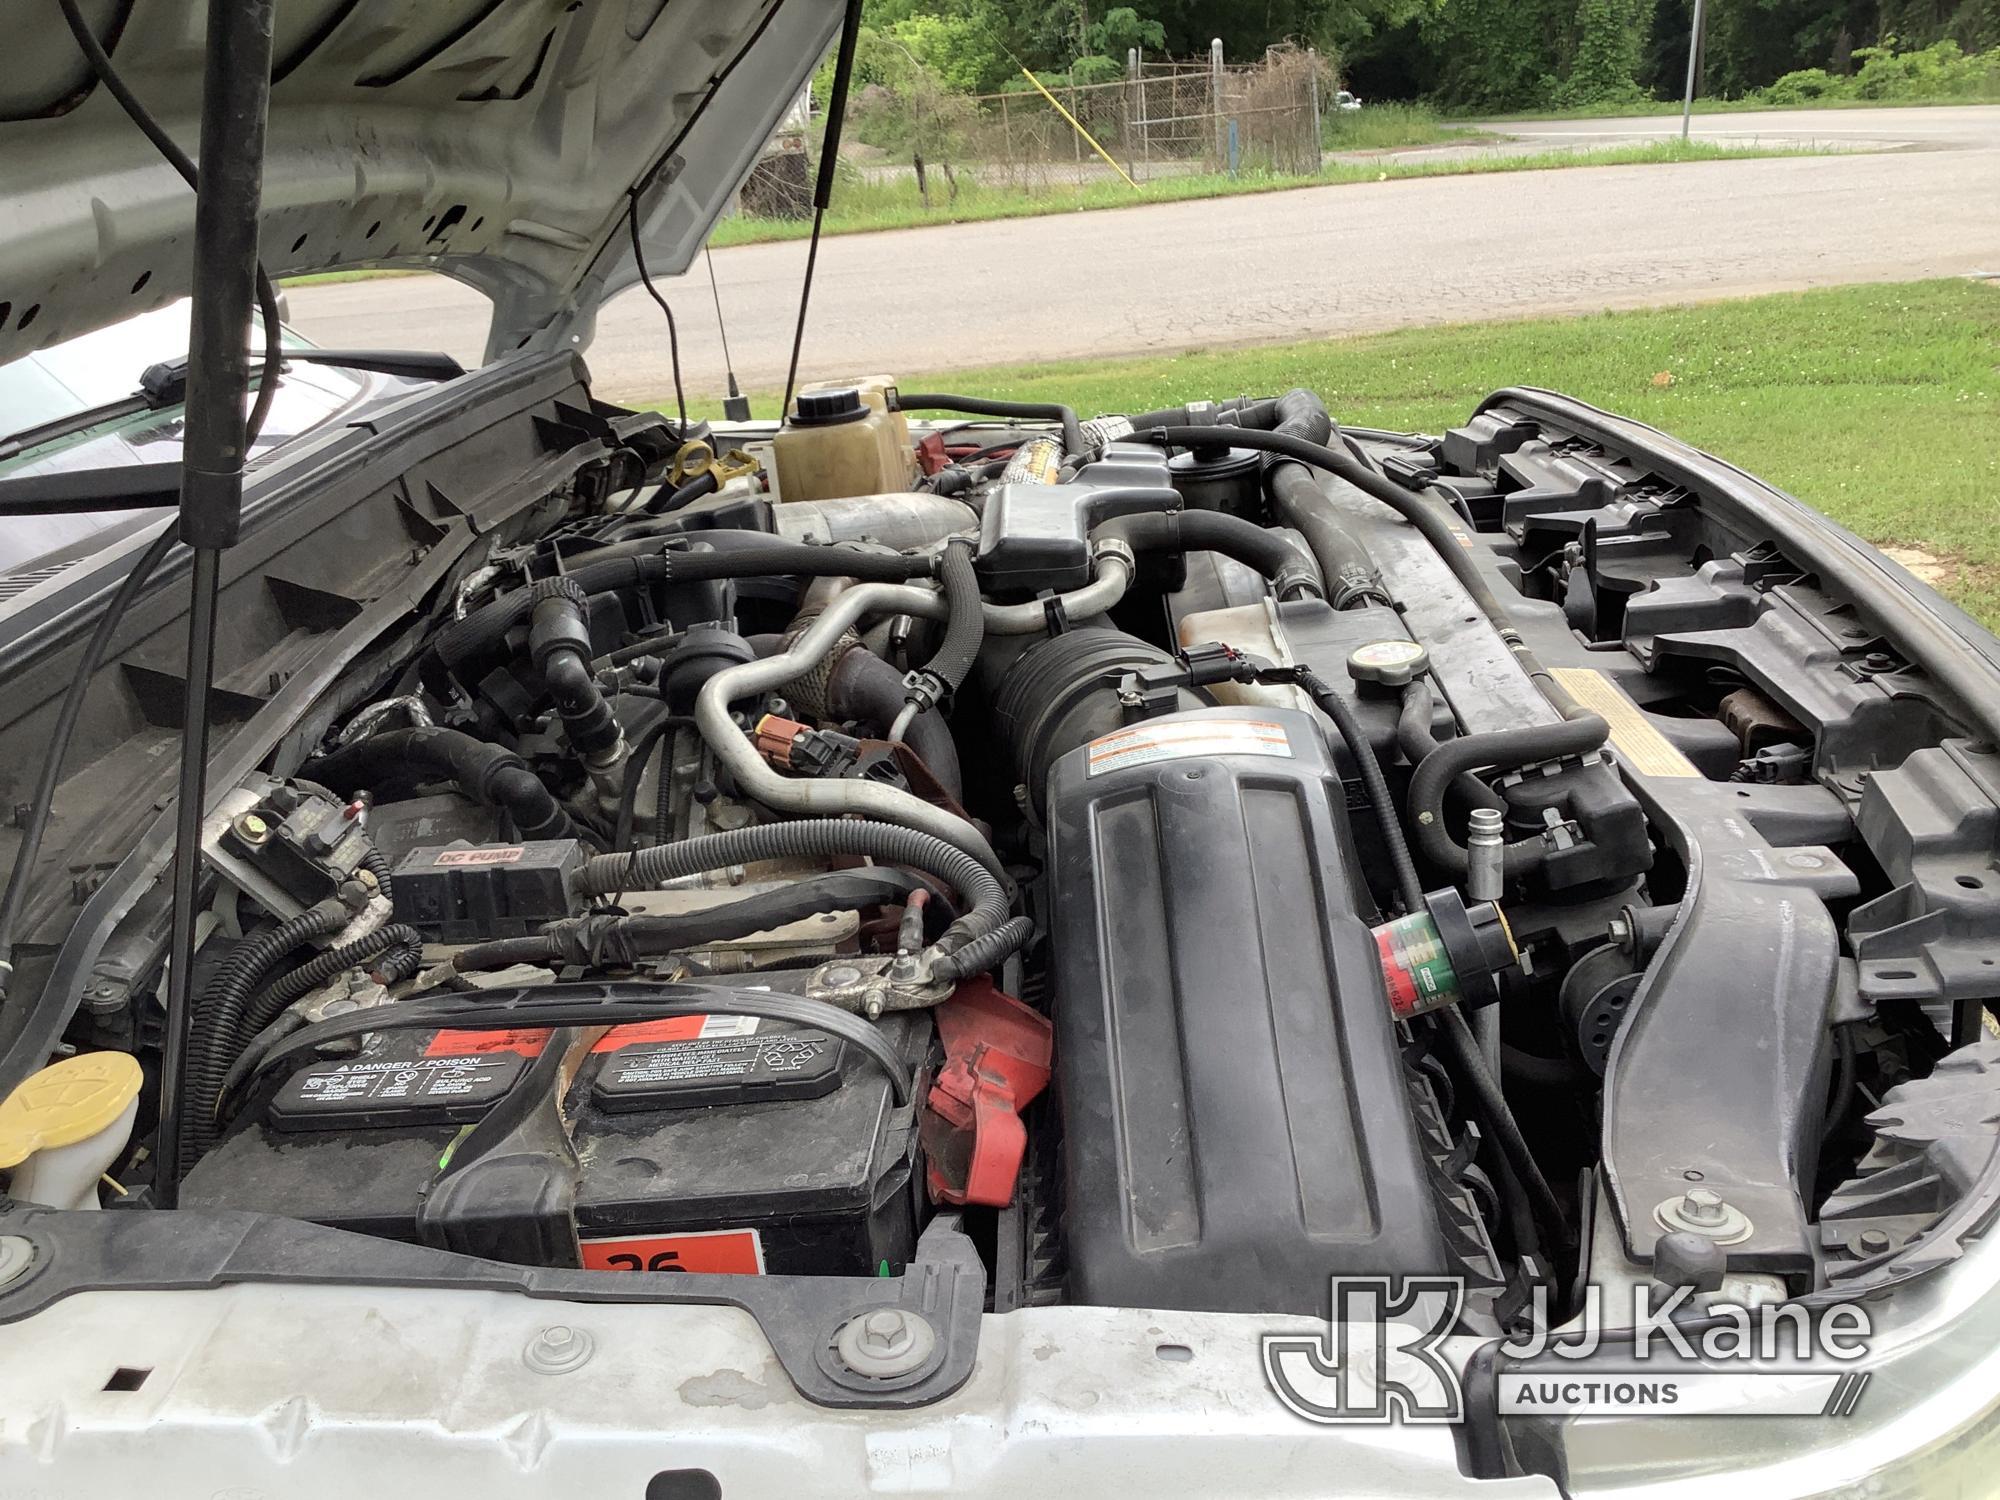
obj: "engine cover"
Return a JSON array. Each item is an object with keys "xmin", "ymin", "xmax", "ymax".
[{"xmin": 1044, "ymin": 707, "xmax": 1447, "ymax": 1314}]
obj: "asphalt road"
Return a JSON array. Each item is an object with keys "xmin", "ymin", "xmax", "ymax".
[{"xmin": 285, "ymin": 105, "xmax": 2000, "ymax": 404}]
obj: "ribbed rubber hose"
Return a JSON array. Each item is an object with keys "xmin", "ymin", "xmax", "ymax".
[
  {"xmin": 928, "ymin": 914, "xmax": 1034, "ymax": 982},
  {"xmin": 1135, "ymin": 423, "xmax": 1591, "ymax": 723},
  {"xmin": 1397, "ymin": 680, "xmax": 1505, "ymax": 813},
  {"xmin": 234, "ymin": 924, "xmax": 425, "ymax": 1047},
  {"xmin": 1096, "ymin": 509, "xmax": 1321, "ymax": 599},
  {"xmin": 1407, "ymin": 716, "xmax": 1611, "ymax": 877},
  {"xmin": 430, "ymin": 544, "xmax": 935, "ymax": 675},
  {"xmin": 575, "ymin": 819, "xmax": 1008, "ymax": 950},
  {"xmin": 452, "ymin": 869, "xmax": 928, "ymax": 972},
  {"xmin": 918, "ymin": 538, "xmax": 985, "ymax": 699},
  {"xmin": 308, "ymin": 727, "xmax": 578, "ymax": 844},
  {"xmin": 184, "ymin": 900, "xmax": 348, "ymax": 1154},
  {"xmin": 898, "ymin": 393, "xmax": 1086, "ymax": 459},
  {"xmin": 360, "ymin": 846, "xmax": 395, "ymax": 905}
]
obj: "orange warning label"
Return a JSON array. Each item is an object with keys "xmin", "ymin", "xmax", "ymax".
[
  {"xmin": 580, "ymin": 1228, "xmax": 766, "ymax": 1275},
  {"xmin": 1085, "ymin": 718, "xmax": 1293, "ymax": 776}
]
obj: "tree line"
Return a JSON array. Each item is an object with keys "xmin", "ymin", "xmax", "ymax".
[{"xmin": 854, "ymin": 0, "xmax": 2000, "ymax": 110}]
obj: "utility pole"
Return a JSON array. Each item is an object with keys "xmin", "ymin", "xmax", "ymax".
[{"xmin": 1681, "ymin": 0, "xmax": 1707, "ymax": 141}]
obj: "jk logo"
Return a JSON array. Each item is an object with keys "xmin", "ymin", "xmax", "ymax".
[{"xmin": 1262, "ymin": 1277, "xmax": 1466, "ymax": 1424}]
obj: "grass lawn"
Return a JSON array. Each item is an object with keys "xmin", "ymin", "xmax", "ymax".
[
  {"xmin": 1319, "ymin": 101, "xmax": 1472, "ymax": 151},
  {"xmin": 705, "ymin": 138, "xmax": 1826, "ymax": 248},
  {"xmin": 656, "ymin": 280, "xmax": 2000, "ymax": 625},
  {"xmin": 1466, "ymin": 93, "xmax": 2000, "ymax": 122}
]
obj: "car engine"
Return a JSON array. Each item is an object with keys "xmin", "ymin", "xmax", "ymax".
[{"xmin": 9, "ymin": 375, "xmax": 2000, "ymax": 1343}]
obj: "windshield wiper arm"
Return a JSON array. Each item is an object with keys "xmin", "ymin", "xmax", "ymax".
[
  {"xmin": 0, "ymin": 393, "xmax": 157, "ymax": 458},
  {"xmin": 0, "ymin": 347, "xmax": 464, "ymax": 458},
  {"xmin": 0, "ymin": 461, "xmax": 183, "ymax": 515}
]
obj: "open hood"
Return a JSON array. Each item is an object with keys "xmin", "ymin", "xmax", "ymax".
[{"xmin": 0, "ymin": 0, "xmax": 837, "ymax": 366}]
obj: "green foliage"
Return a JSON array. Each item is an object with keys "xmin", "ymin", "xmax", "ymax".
[
  {"xmin": 1068, "ymin": 54, "xmax": 1127, "ymax": 85},
  {"xmin": 1551, "ymin": 0, "xmax": 1657, "ymax": 104},
  {"xmin": 818, "ymin": 2, "xmax": 2000, "ymax": 117},
  {"xmin": 1851, "ymin": 37, "xmax": 2000, "ymax": 95},
  {"xmin": 1760, "ymin": 67, "xmax": 1844, "ymax": 104},
  {"xmin": 1087, "ymin": 7, "xmax": 1166, "ymax": 58},
  {"xmin": 1752, "ymin": 38, "xmax": 2000, "ymax": 101},
  {"xmin": 889, "ymin": 14, "xmax": 1004, "ymax": 94}
]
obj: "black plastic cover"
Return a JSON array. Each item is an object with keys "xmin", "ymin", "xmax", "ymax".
[
  {"xmin": 974, "ymin": 443, "xmax": 1178, "ymax": 593},
  {"xmin": 1044, "ymin": 706, "xmax": 1446, "ymax": 1314},
  {"xmin": 391, "ymin": 839, "xmax": 584, "ymax": 940}
]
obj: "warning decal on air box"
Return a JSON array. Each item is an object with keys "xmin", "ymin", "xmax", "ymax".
[
  {"xmin": 580, "ymin": 1227, "xmax": 765, "ymax": 1275},
  {"xmin": 1086, "ymin": 718, "xmax": 1293, "ymax": 776},
  {"xmin": 1547, "ymin": 667, "xmax": 1701, "ymax": 780}
]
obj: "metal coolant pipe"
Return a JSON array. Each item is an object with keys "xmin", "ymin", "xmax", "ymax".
[{"xmin": 693, "ymin": 582, "xmax": 1006, "ymax": 875}]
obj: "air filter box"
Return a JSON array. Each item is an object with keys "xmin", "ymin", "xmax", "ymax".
[{"xmin": 1043, "ymin": 706, "xmax": 1447, "ymax": 1315}]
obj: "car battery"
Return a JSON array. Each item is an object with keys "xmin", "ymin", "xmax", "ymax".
[{"xmin": 181, "ymin": 1002, "xmax": 927, "ymax": 1277}]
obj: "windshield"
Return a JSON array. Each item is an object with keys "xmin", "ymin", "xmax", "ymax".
[{"xmin": 0, "ymin": 300, "xmax": 296, "ymax": 441}]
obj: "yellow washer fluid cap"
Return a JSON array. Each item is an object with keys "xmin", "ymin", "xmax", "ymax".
[{"xmin": 0, "ymin": 1051, "xmax": 143, "ymax": 1169}]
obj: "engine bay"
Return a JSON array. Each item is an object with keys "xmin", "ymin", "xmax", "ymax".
[{"xmin": 6, "ymin": 367, "xmax": 2000, "ymax": 1377}]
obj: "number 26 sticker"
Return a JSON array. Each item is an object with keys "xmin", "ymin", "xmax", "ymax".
[{"xmin": 579, "ymin": 1228, "xmax": 766, "ymax": 1275}]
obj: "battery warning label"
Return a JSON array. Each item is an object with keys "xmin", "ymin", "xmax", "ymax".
[
  {"xmin": 580, "ymin": 1227, "xmax": 766, "ymax": 1275},
  {"xmin": 421, "ymin": 1014, "xmax": 758, "ymax": 1059},
  {"xmin": 268, "ymin": 1050, "xmax": 526, "ymax": 1128},
  {"xmin": 1086, "ymin": 718, "xmax": 1294, "ymax": 776}
]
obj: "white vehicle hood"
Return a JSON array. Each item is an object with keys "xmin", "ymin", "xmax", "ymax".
[{"xmin": 0, "ymin": 0, "xmax": 836, "ymax": 366}]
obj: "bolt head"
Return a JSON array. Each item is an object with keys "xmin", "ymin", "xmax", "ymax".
[
  {"xmin": 1680, "ymin": 1188, "xmax": 1726, "ymax": 1225},
  {"xmin": 1857, "ymin": 1228, "xmax": 1892, "ymax": 1255},
  {"xmin": 859, "ymin": 1309, "xmax": 913, "ymax": 1355},
  {"xmin": 523, "ymin": 1322, "xmax": 594, "ymax": 1373}
]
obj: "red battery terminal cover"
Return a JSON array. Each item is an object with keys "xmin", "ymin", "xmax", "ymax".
[{"xmin": 920, "ymin": 976, "xmax": 1053, "ymax": 1207}]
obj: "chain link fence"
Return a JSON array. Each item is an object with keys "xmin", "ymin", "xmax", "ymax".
[
  {"xmin": 968, "ymin": 49, "xmax": 1330, "ymax": 189},
  {"xmin": 834, "ymin": 46, "xmax": 1334, "ymax": 200}
]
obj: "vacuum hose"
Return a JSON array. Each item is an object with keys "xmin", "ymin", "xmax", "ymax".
[
  {"xmin": 897, "ymin": 392, "xmax": 1086, "ymax": 460},
  {"xmin": 899, "ymin": 537, "xmax": 985, "ymax": 731},
  {"xmin": 1406, "ymin": 716, "xmax": 1612, "ymax": 877},
  {"xmin": 431, "ymin": 542, "xmax": 935, "ymax": 677},
  {"xmin": 308, "ymin": 727, "xmax": 579, "ymax": 844},
  {"xmin": 1095, "ymin": 510, "xmax": 1321, "ymax": 600},
  {"xmin": 529, "ymin": 577, "xmax": 625, "ymax": 765},
  {"xmin": 574, "ymin": 818, "xmax": 1009, "ymax": 955}
]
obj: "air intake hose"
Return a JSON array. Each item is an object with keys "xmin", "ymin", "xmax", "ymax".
[
  {"xmin": 990, "ymin": 629, "xmax": 1199, "ymax": 814},
  {"xmin": 308, "ymin": 727, "xmax": 578, "ymax": 843},
  {"xmin": 430, "ymin": 543, "xmax": 935, "ymax": 676},
  {"xmin": 529, "ymin": 576, "xmax": 624, "ymax": 764}
]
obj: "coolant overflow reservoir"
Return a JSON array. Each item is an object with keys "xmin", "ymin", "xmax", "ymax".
[{"xmin": 773, "ymin": 384, "xmax": 911, "ymax": 502}]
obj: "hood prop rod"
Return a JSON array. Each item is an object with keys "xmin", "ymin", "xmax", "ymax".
[
  {"xmin": 777, "ymin": 0, "xmax": 866, "ymax": 423},
  {"xmin": 153, "ymin": 0, "xmax": 278, "ymax": 1206}
]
